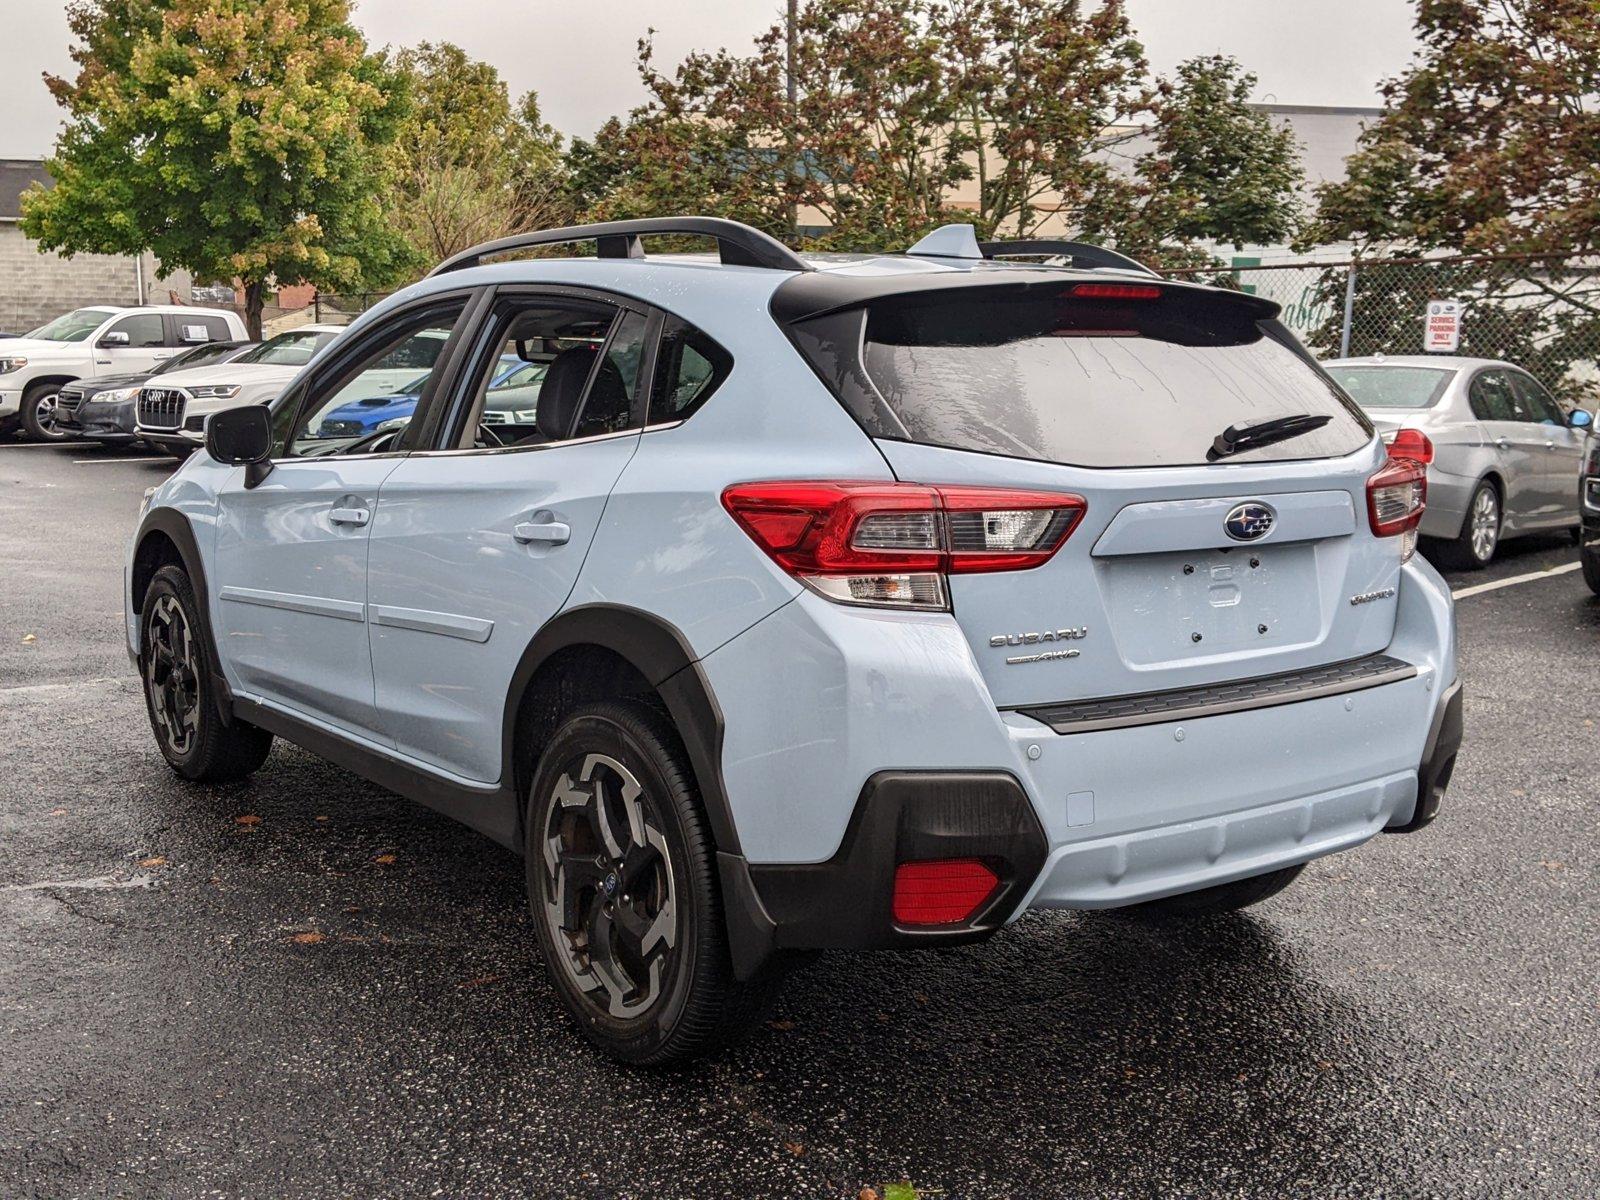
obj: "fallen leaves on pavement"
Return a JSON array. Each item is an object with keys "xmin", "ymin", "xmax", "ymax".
[{"xmin": 234, "ymin": 815, "xmax": 261, "ymax": 827}]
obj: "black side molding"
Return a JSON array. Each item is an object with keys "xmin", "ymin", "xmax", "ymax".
[
  {"xmin": 1388, "ymin": 676, "xmax": 1463, "ymax": 833},
  {"xmin": 743, "ymin": 771, "xmax": 1048, "ymax": 956},
  {"xmin": 130, "ymin": 508, "xmax": 234, "ymax": 723}
]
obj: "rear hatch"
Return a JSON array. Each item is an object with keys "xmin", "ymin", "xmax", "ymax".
[{"xmin": 784, "ymin": 275, "xmax": 1413, "ymax": 709}]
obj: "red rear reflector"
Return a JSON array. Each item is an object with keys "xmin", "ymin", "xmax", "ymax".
[
  {"xmin": 1388, "ymin": 427, "xmax": 1434, "ymax": 464},
  {"xmin": 892, "ymin": 858, "xmax": 1001, "ymax": 926},
  {"xmin": 1069, "ymin": 282, "xmax": 1162, "ymax": 300}
]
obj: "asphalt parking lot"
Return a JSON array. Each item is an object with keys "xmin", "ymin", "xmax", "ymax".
[{"xmin": 1, "ymin": 440, "xmax": 1596, "ymax": 1199}]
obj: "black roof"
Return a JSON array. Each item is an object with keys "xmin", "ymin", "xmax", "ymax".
[{"xmin": 0, "ymin": 159, "xmax": 49, "ymax": 220}]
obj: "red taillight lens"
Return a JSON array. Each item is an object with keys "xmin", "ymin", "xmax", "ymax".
[
  {"xmin": 892, "ymin": 858, "xmax": 1001, "ymax": 926},
  {"xmin": 1069, "ymin": 282, "xmax": 1162, "ymax": 300},
  {"xmin": 1367, "ymin": 456, "xmax": 1427, "ymax": 538},
  {"xmin": 1388, "ymin": 427, "xmax": 1434, "ymax": 464},
  {"xmin": 721, "ymin": 481, "xmax": 1085, "ymax": 609}
]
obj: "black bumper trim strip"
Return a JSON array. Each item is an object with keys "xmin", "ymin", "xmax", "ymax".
[{"xmin": 1015, "ymin": 652, "xmax": 1418, "ymax": 735}]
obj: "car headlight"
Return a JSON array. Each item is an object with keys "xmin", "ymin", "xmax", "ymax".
[
  {"xmin": 0, "ymin": 357, "xmax": 28, "ymax": 374},
  {"xmin": 187, "ymin": 384, "xmax": 240, "ymax": 400},
  {"xmin": 90, "ymin": 386, "xmax": 141, "ymax": 404},
  {"xmin": 375, "ymin": 416, "xmax": 411, "ymax": 432}
]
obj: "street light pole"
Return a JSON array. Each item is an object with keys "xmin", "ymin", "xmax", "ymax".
[{"xmin": 786, "ymin": 0, "xmax": 798, "ymax": 239}]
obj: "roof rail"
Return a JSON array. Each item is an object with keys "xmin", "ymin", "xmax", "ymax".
[
  {"xmin": 978, "ymin": 239, "xmax": 1157, "ymax": 276},
  {"xmin": 428, "ymin": 217, "xmax": 811, "ymax": 277}
]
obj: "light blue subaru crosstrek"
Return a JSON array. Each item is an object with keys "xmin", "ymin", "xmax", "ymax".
[{"xmin": 125, "ymin": 217, "xmax": 1463, "ymax": 1064}]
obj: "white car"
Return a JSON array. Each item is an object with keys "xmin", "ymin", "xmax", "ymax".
[
  {"xmin": 0, "ymin": 305, "xmax": 248, "ymax": 440},
  {"xmin": 134, "ymin": 323, "xmax": 348, "ymax": 455}
]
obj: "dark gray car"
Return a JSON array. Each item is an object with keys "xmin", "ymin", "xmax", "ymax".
[{"xmin": 55, "ymin": 339, "xmax": 254, "ymax": 445}]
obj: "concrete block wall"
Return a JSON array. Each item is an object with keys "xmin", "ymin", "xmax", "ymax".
[{"xmin": 0, "ymin": 223, "xmax": 192, "ymax": 333}]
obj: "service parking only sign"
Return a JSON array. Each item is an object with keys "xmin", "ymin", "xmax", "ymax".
[{"xmin": 1425, "ymin": 299, "xmax": 1462, "ymax": 352}]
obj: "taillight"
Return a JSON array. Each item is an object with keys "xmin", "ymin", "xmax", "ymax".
[
  {"xmin": 892, "ymin": 858, "xmax": 1000, "ymax": 926},
  {"xmin": 1388, "ymin": 427, "xmax": 1434, "ymax": 464},
  {"xmin": 1367, "ymin": 455, "xmax": 1427, "ymax": 562},
  {"xmin": 721, "ymin": 481, "xmax": 1086, "ymax": 609}
]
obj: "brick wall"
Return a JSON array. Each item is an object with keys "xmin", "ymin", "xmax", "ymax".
[{"xmin": 0, "ymin": 222, "xmax": 191, "ymax": 333}]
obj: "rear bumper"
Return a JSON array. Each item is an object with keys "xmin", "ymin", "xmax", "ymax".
[{"xmin": 707, "ymin": 556, "xmax": 1457, "ymax": 960}]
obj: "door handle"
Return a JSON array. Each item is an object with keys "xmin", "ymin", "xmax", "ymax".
[
  {"xmin": 1496, "ymin": 437, "xmax": 1511, "ymax": 450},
  {"xmin": 514, "ymin": 520, "xmax": 571, "ymax": 545},
  {"xmin": 329, "ymin": 505, "xmax": 371, "ymax": 527}
]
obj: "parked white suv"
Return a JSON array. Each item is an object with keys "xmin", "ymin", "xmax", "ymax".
[
  {"xmin": 0, "ymin": 305, "xmax": 248, "ymax": 441},
  {"xmin": 134, "ymin": 323, "xmax": 346, "ymax": 455}
]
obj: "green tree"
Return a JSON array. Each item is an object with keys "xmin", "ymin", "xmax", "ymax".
[
  {"xmin": 1133, "ymin": 55, "xmax": 1304, "ymax": 251},
  {"xmin": 389, "ymin": 42, "xmax": 569, "ymax": 264},
  {"xmin": 22, "ymin": 0, "xmax": 413, "ymax": 337},
  {"xmin": 1301, "ymin": 0, "xmax": 1600, "ymax": 398},
  {"xmin": 1306, "ymin": 0, "xmax": 1600, "ymax": 255},
  {"xmin": 573, "ymin": 2, "xmax": 1301, "ymax": 265}
]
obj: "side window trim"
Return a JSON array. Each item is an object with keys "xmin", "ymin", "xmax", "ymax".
[
  {"xmin": 107, "ymin": 312, "xmax": 166, "ymax": 349},
  {"xmin": 271, "ymin": 287, "xmax": 484, "ymax": 462}
]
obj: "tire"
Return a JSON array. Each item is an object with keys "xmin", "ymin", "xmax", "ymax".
[
  {"xmin": 139, "ymin": 564, "xmax": 273, "ymax": 782},
  {"xmin": 1116, "ymin": 863, "xmax": 1307, "ymax": 920},
  {"xmin": 1437, "ymin": 479, "xmax": 1501, "ymax": 570},
  {"xmin": 1583, "ymin": 542, "xmax": 1600, "ymax": 596},
  {"xmin": 524, "ymin": 698, "xmax": 780, "ymax": 1066},
  {"xmin": 20, "ymin": 380, "xmax": 69, "ymax": 442}
]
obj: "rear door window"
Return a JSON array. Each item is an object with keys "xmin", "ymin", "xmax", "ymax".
[
  {"xmin": 1469, "ymin": 370, "xmax": 1518, "ymax": 421},
  {"xmin": 789, "ymin": 283, "xmax": 1370, "ymax": 468}
]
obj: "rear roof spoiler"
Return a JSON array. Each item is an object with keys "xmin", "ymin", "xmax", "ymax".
[
  {"xmin": 905, "ymin": 223, "xmax": 1158, "ymax": 277},
  {"xmin": 429, "ymin": 217, "xmax": 811, "ymax": 277}
]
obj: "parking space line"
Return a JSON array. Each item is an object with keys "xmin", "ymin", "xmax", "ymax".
[
  {"xmin": 72, "ymin": 457, "xmax": 165, "ymax": 465},
  {"xmin": 1452, "ymin": 561, "xmax": 1582, "ymax": 599}
]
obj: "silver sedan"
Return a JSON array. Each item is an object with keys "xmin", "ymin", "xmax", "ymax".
[{"xmin": 1326, "ymin": 356, "xmax": 1592, "ymax": 568}]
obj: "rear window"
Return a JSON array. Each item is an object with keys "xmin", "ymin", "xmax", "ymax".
[
  {"xmin": 789, "ymin": 284, "xmax": 1371, "ymax": 468},
  {"xmin": 1330, "ymin": 365, "xmax": 1453, "ymax": 410}
]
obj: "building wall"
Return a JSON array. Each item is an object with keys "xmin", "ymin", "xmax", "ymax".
[{"xmin": 0, "ymin": 221, "xmax": 191, "ymax": 333}]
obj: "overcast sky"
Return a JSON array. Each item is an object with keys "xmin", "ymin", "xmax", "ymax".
[{"xmin": 2, "ymin": 0, "xmax": 1419, "ymax": 160}]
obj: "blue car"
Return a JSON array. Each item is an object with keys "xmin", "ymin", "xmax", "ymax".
[{"xmin": 315, "ymin": 356, "xmax": 539, "ymax": 437}]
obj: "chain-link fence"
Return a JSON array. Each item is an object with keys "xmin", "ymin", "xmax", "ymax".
[
  {"xmin": 310, "ymin": 291, "xmax": 393, "ymax": 326},
  {"xmin": 1167, "ymin": 253, "xmax": 1600, "ymax": 406}
]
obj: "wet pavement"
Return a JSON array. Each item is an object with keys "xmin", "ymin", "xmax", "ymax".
[{"xmin": 1, "ymin": 442, "xmax": 1596, "ymax": 1198}]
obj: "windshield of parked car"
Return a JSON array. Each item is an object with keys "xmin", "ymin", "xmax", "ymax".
[
  {"xmin": 1328, "ymin": 365, "xmax": 1453, "ymax": 410},
  {"xmin": 153, "ymin": 342, "xmax": 242, "ymax": 375},
  {"xmin": 235, "ymin": 329, "xmax": 337, "ymax": 366},
  {"xmin": 27, "ymin": 308, "xmax": 117, "ymax": 342}
]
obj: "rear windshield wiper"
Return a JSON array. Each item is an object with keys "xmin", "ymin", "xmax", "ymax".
[{"xmin": 1209, "ymin": 413, "xmax": 1332, "ymax": 461}]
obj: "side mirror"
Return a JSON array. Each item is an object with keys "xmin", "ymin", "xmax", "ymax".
[
  {"xmin": 99, "ymin": 330, "xmax": 130, "ymax": 347},
  {"xmin": 1569, "ymin": 409, "xmax": 1593, "ymax": 429},
  {"xmin": 206, "ymin": 404, "xmax": 274, "ymax": 486}
]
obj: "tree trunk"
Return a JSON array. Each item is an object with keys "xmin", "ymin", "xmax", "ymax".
[{"xmin": 243, "ymin": 280, "xmax": 265, "ymax": 341}]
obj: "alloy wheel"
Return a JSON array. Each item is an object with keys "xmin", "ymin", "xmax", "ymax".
[
  {"xmin": 145, "ymin": 594, "xmax": 200, "ymax": 756},
  {"xmin": 1470, "ymin": 487, "xmax": 1500, "ymax": 563},
  {"xmin": 32, "ymin": 392, "xmax": 63, "ymax": 439},
  {"xmin": 538, "ymin": 752, "xmax": 678, "ymax": 1019}
]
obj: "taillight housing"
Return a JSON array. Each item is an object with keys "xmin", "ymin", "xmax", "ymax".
[
  {"xmin": 1388, "ymin": 427, "xmax": 1434, "ymax": 464},
  {"xmin": 892, "ymin": 858, "xmax": 1001, "ymax": 926},
  {"xmin": 721, "ymin": 481, "xmax": 1086, "ymax": 610},
  {"xmin": 1368, "ymin": 441, "xmax": 1427, "ymax": 562}
]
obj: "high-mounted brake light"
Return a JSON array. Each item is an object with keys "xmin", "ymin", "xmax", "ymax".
[
  {"xmin": 892, "ymin": 858, "xmax": 1000, "ymax": 926},
  {"xmin": 1069, "ymin": 282, "xmax": 1162, "ymax": 300},
  {"xmin": 1388, "ymin": 427, "xmax": 1434, "ymax": 464},
  {"xmin": 721, "ymin": 481, "xmax": 1086, "ymax": 610}
]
